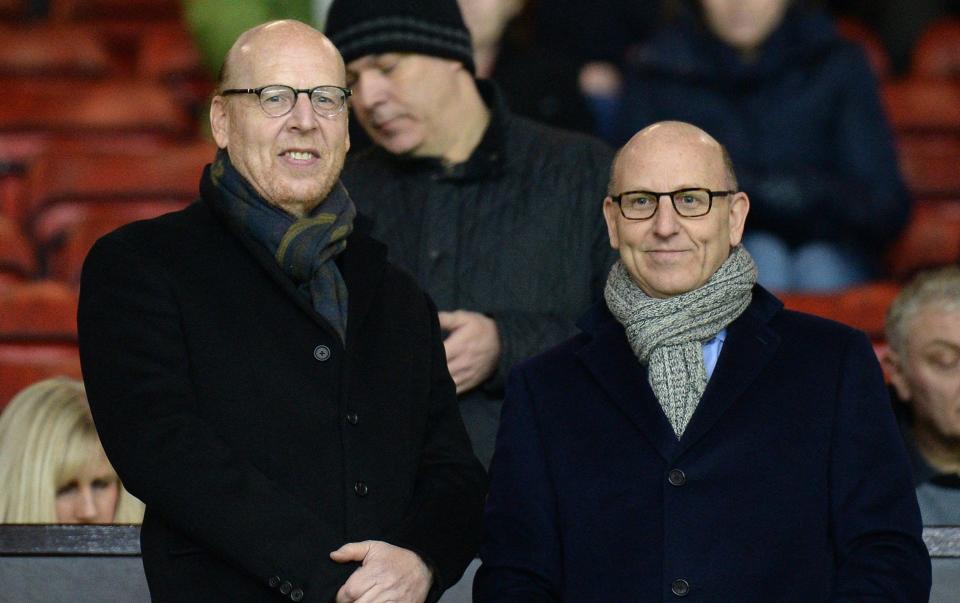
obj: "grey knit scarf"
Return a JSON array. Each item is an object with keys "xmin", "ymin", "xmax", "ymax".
[{"xmin": 604, "ymin": 246, "xmax": 757, "ymax": 438}]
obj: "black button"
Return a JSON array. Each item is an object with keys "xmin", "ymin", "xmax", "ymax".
[
  {"xmin": 345, "ymin": 412, "xmax": 359, "ymax": 425},
  {"xmin": 313, "ymin": 345, "xmax": 331, "ymax": 362},
  {"xmin": 268, "ymin": 576, "xmax": 280, "ymax": 588},
  {"xmin": 668, "ymin": 469, "xmax": 686, "ymax": 486},
  {"xmin": 280, "ymin": 581, "xmax": 293, "ymax": 595},
  {"xmin": 354, "ymin": 481, "xmax": 368, "ymax": 497},
  {"xmin": 290, "ymin": 588, "xmax": 304, "ymax": 601},
  {"xmin": 671, "ymin": 578, "xmax": 690, "ymax": 597}
]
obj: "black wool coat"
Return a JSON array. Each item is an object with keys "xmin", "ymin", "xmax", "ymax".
[{"xmin": 78, "ymin": 188, "xmax": 487, "ymax": 602}]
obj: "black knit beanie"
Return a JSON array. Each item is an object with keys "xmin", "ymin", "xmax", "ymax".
[{"xmin": 325, "ymin": 0, "xmax": 475, "ymax": 73}]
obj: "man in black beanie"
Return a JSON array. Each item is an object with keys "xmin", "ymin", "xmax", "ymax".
[{"xmin": 326, "ymin": 0, "xmax": 616, "ymax": 469}]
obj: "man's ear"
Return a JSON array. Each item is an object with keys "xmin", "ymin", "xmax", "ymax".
[
  {"xmin": 210, "ymin": 95, "xmax": 230, "ymax": 149},
  {"xmin": 728, "ymin": 191, "xmax": 750, "ymax": 247},
  {"xmin": 602, "ymin": 196, "xmax": 621, "ymax": 250},
  {"xmin": 882, "ymin": 348, "xmax": 913, "ymax": 402}
]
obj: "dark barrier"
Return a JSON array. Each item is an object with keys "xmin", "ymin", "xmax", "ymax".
[{"xmin": 1, "ymin": 526, "xmax": 957, "ymax": 602}]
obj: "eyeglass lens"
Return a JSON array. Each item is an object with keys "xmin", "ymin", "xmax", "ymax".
[
  {"xmin": 258, "ymin": 85, "xmax": 346, "ymax": 117},
  {"xmin": 619, "ymin": 189, "xmax": 712, "ymax": 219}
]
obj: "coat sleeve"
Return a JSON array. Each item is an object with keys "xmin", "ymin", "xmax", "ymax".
[
  {"xmin": 385, "ymin": 294, "xmax": 488, "ymax": 601},
  {"xmin": 828, "ymin": 331, "xmax": 931, "ymax": 601},
  {"xmin": 78, "ymin": 233, "xmax": 355, "ymax": 602},
  {"xmin": 473, "ymin": 367, "xmax": 563, "ymax": 602},
  {"xmin": 487, "ymin": 143, "xmax": 616, "ymax": 394}
]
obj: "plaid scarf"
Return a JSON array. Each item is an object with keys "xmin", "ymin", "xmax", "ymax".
[
  {"xmin": 604, "ymin": 246, "xmax": 757, "ymax": 438},
  {"xmin": 203, "ymin": 149, "xmax": 355, "ymax": 342}
]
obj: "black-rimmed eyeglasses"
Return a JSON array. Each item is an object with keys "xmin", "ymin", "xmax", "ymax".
[
  {"xmin": 611, "ymin": 188, "xmax": 735, "ymax": 220},
  {"xmin": 220, "ymin": 85, "xmax": 352, "ymax": 118}
]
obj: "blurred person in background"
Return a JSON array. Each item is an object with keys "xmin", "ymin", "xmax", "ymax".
[
  {"xmin": 614, "ymin": 0, "xmax": 909, "ymax": 292},
  {"xmin": 884, "ymin": 265, "xmax": 960, "ymax": 526},
  {"xmin": 0, "ymin": 377, "xmax": 144, "ymax": 524},
  {"xmin": 326, "ymin": 0, "xmax": 615, "ymax": 469},
  {"xmin": 458, "ymin": 0, "xmax": 595, "ymax": 133}
]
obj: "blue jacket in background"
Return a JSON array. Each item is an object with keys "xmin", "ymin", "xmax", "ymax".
[{"xmin": 615, "ymin": 6, "xmax": 910, "ymax": 255}]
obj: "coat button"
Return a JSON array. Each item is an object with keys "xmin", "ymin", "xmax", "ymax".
[
  {"xmin": 668, "ymin": 468, "xmax": 686, "ymax": 486},
  {"xmin": 290, "ymin": 588, "xmax": 304, "ymax": 601},
  {"xmin": 354, "ymin": 481, "xmax": 369, "ymax": 497},
  {"xmin": 268, "ymin": 576, "xmax": 280, "ymax": 588},
  {"xmin": 280, "ymin": 581, "xmax": 293, "ymax": 595},
  {"xmin": 313, "ymin": 345, "xmax": 331, "ymax": 361},
  {"xmin": 671, "ymin": 578, "xmax": 690, "ymax": 597},
  {"xmin": 345, "ymin": 412, "xmax": 359, "ymax": 425}
]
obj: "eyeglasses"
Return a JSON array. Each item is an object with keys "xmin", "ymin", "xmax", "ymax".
[
  {"xmin": 220, "ymin": 85, "xmax": 352, "ymax": 118},
  {"xmin": 611, "ymin": 188, "xmax": 735, "ymax": 220}
]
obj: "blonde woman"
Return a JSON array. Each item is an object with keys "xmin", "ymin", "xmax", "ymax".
[{"xmin": 0, "ymin": 377, "xmax": 143, "ymax": 523}]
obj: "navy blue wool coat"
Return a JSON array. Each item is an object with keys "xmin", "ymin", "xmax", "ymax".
[{"xmin": 476, "ymin": 286, "xmax": 930, "ymax": 602}]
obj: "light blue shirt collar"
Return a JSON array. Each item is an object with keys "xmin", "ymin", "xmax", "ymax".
[{"xmin": 702, "ymin": 329, "xmax": 727, "ymax": 380}]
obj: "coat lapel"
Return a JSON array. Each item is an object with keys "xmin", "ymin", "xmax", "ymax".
[
  {"xmin": 675, "ymin": 286, "xmax": 783, "ymax": 456},
  {"xmin": 576, "ymin": 305, "xmax": 681, "ymax": 461},
  {"xmin": 337, "ymin": 227, "xmax": 388, "ymax": 351},
  {"xmin": 205, "ymin": 196, "xmax": 386, "ymax": 345}
]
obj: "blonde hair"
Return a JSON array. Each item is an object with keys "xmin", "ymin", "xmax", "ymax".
[{"xmin": 0, "ymin": 377, "xmax": 144, "ymax": 523}]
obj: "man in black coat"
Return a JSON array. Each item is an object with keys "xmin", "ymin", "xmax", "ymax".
[
  {"xmin": 326, "ymin": 0, "xmax": 616, "ymax": 468},
  {"xmin": 78, "ymin": 20, "xmax": 485, "ymax": 603}
]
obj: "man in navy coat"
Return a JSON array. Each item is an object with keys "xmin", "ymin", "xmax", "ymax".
[
  {"xmin": 475, "ymin": 121, "xmax": 930, "ymax": 601},
  {"xmin": 79, "ymin": 20, "xmax": 485, "ymax": 603}
]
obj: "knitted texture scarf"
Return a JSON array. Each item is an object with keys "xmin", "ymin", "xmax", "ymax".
[
  {"xmin": 203, "ymin": 149, "xmax": 355, "ymax": 342},
  {"xmin": 604, "ymin": 246, "xmax": 757, "ymax": 438}
]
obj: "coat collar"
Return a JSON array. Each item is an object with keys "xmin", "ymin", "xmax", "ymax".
[
  {"xmin": 576, "ymin": 285, "xmax": 783, "ymax": 461},
  {"xmin": 204, "ymin": 193, "xmax": 387, "ymax": 348}
]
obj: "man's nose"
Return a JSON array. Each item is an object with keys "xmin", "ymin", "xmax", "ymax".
[
  {"xmin": 651, "ymin": 195, "xmax": 681, "ymax": 236},
  {"xmin": 286, "ymin": 92, "xmax": 320, "ymax": 128}
]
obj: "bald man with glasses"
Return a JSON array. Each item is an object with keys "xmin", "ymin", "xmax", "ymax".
[
  {"xmin": 79, "ymin": 20, "xmax": 485, "ymax": 603},
  {"xmin": 476, "ymin": 121, "xmax": 930, "ymax": 602}
]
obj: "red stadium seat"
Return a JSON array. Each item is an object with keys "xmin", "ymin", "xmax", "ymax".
[
  {"xmin": 137, "ymin": 22, "xmax": 215, "ymax": 119},
  {"xmin": 138, "ymin": 21, "xmax": 206, "ymax": 81},
  {"xmin": 780, "ymin": 281, "xmax": 901, "ymax": 340},
  {"xmin": 0, "ymin": 23, "xmax": 114, "ymax": 78},
  {"xmin": 897, "ymin": 133, "xmax": 960, "ymax": 198},
  {"xmin": 0, "ymin": 281, "xmax": 78, "ymax": 339},
  {"xmin": 0, "ymin": 281, "xmax": 82, "ymax": 409},
  {"xmin": 883, "ymin": 78, "xmax": 960, "ymax": 132},
  {"xmin": 0, "ymin": 0, "xmax": 25, "ymax": 19},
  {"xmin": 885, "ymin": 199, "xmax": 960, "ymax": 280},
  {"xmin": 50, "ymin": 0, "xmax": 181, "ymax": 20},
  {"xmin": 836, "ymin": 17, "xmax": 891, "ymax": 79},
  {"xmin": 45, "ymin": 201, "xmax": 186, "ymax": 283},
  {"xmin": 1, "ymin": 79, "xmax": 191, "ymax": 138},
  {"xmin": 912, "ymin": 19, "xmax": 960, "ymax": 79},
  {"xmin": 0, "ymin": 343, "xmax": 82, "ymax": 411},
  {"xmin": 0, "ymin": 216, "xmax": 37, "ymax": 286},
  {"xmin": 23, "ymin": 141, "xmax": 209, "ymax": 237}
]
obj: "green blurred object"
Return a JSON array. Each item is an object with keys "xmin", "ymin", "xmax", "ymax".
[{"xmin": 182, "ymin": 0, "xmax": 315, "ymax": 77}]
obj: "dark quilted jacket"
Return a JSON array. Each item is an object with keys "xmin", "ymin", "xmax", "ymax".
[{"xmin": 342, "ymin": 81, "xmax": 615, "ymax": 466}]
